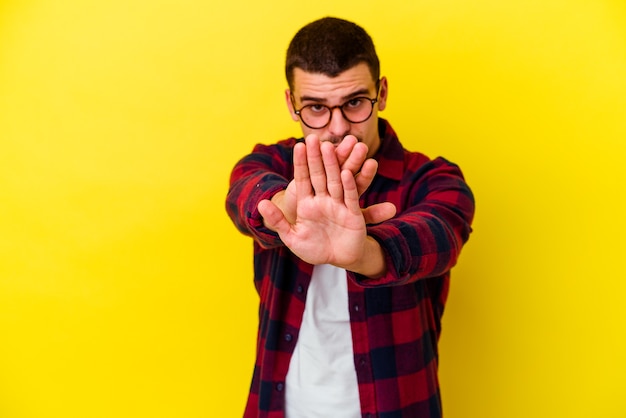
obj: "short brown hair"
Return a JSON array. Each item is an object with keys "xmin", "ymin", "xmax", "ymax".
[{"xmin": 285, "ymin": 17, "xmax": 380, "ymax": 90}]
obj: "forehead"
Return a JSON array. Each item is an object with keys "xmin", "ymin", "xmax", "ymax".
[{"xmin": 291, "ymin": 62, "xmax": 377, "ymax": 101}]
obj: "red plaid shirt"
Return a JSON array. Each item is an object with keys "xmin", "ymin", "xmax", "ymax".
[{"xmin": 226, "ymin": 119, "xmax": 475, "ymax": 418}]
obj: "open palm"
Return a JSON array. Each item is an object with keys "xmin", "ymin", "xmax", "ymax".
[{"xmin": 258, "ymin": 136, "xmax": 395, "ymax": 269}]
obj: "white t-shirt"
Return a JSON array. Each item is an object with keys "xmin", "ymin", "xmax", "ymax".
[{"xmin": 284, "ymin": 264, "xmax": 361, "ymax": 418}]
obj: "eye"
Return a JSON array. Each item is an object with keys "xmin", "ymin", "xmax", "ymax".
[
  {"xmin": 345, "ymin": 98, "xmax": 366, "ymax": 109},
  {"xmin": 307, "ymin": 104, "xmax": 327, "ymax": 114}
]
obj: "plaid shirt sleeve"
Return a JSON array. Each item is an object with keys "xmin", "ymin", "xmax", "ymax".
[
  {"xmin": 226, "ymin": 138, "xmax": 298, "ymax": 249},
  {"xmin": 356, "ymin": 155, "xmax": 474, "ymax": 287},
  {"xmin": 226, "ymin": 119, "xmax": 475, "ymax": 418}
]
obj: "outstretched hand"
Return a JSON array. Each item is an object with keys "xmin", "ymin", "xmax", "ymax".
[{"xmin": 258, "ymin": 135, "xmax": 396, "ymax": 273}]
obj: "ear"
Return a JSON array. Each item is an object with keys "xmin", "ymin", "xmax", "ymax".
[
  {"xmin": 285, "ymin": 89, "xmax": 299, "ymax": 121},
  {"xmin": 377, "ymin": 77, "xmax": 388, "ymax": 111}
]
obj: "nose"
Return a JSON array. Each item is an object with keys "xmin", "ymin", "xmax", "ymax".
[{"xmin": 327, "ymin": 107, "xmax": 350, "ymax": 139}]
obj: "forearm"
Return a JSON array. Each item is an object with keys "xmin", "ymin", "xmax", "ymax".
[
  {"xmin": 226, "ymin": 142, "xmax": 296, "ymax": 248},
  {"xmin": 227, "ymin": 178, "xmax": 286, "ymax": 247},
  {"xmin": 353, "ymin": 204, "xmax": 471, "ymax": 287},
  {"xmin": 349, "ymin": 157, "xmax": 475, "ymax": 287}
]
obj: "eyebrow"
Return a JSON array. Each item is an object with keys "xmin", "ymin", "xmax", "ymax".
[{"xmin": 299, "ymin": 88, "xmax": 373, "ymax": 104}]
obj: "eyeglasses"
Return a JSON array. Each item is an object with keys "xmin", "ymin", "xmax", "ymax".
[{"xmin": 290, "ymin": 94, "xmax": 379, "ymax": 129}]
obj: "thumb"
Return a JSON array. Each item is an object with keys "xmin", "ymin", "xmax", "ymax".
[
  {"xmin": 362, "ymin": 202, "xmax": 397, "ymax": 225},
  {"xmin": 258, "ymin": 199, "xmax": 291, "ymax": 235}
]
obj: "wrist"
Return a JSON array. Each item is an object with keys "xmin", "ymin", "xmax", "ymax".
[
  {"xmin": 270, "ymin": 189, "xmax": 285, "ymax": 206},
  {"xmin": 345, "ymin": 236, "xmax": 386, "ymax": 279}
]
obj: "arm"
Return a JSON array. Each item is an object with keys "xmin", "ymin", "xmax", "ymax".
[
  {"xmin": 352, "ymin": 157, "xmax": 475, "ymax": 286},
  {"xmin": 225, "ymin": 140, "xmax": 295, "ymax": 249}
]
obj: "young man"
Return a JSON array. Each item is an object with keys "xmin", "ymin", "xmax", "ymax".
[{"xmin": 226, "ymin": 17, "xmax": 475, "ymax": 418}]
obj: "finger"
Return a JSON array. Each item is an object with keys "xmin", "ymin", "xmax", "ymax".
[
  {"xmin": 321, "ymin": 141, "xmax": 343, "ymax": 201},
  {"xmin": 341, "ymin": 141, "xmax": 369, "ymax": 175},
  {"xmin": 305, "ymin": 135, "xmax": 328, "ymax": 195},
  {"xmin": 293, "ymin": 142, "xmax": 312, "ymax": 200},
  {"xmin": 334, "ymin": 135, "xmax": 358, "ymax": 167},
  {"xmin": 341, "ymin": 169, "xmax": 362, "ymax": 215},
  {"xmin": 355, "ymin": 158, "xmax": 379, "ymax": 196},
  {"xmin": 258, "ymin": 199, "xmax": 292, "ymax": 236},
  {"xmin": 362, "ymin": 202, "xmax": 397, "ymax": 225}
]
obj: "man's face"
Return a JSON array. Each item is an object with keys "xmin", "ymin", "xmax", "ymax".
[{"xmin": 286, "ymin": 62, "xmax": 388, "ymax": 158}]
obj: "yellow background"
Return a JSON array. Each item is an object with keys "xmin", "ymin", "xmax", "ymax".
[{"xmin": 1, "ymin": 0, "xmax": 625, "ymax": 417}]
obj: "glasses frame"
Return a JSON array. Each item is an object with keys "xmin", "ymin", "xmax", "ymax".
[{"xmin": 290, "ymin": 83, "xmax": 381, "ymax": 129}]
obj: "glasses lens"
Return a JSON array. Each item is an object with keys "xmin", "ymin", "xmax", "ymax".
[
  {"xmin": 300, "ymin": 105, "xmax": 331, "ymax": 129},
  {"xmin": 342, "ymin": 98, "xmax": 373, "ymax": 123}
]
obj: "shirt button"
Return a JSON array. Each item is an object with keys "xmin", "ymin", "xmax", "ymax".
[
  {"xmin": 276, "ymin": 383, "xmax": 284, "ymax": 392},
  {"xmin": 353, "ymin": 304, "xmax": 360, "ymax": 312},
  {"xmin": 296, "ymin": 284, "xmax": 304, "ymax": 293},
  {"xmin": 284, "ymin": 333, "xmax": 293, "ymax": 342},
  {"xmin": 359, "ymin": 357, "xmax": 367, "ymax": 367}
]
